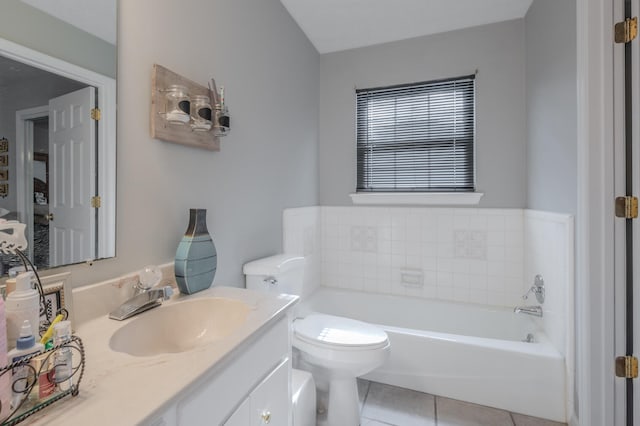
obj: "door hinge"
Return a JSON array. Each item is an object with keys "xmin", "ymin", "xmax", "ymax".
[
  {"xmin": 615, "ymin": 196, "xmax": 638, "ymax": 219},
  {"xmin": 90, "ymin": 108, "xmax": 101, "ymax": 121},
  {"xmin": 91, "ymin": 196, "xmax": 101, "ymax": 208},
  {"xmin": 615, "ymin": 17, "xmax": 638, "ymax": 43},
  {"xmin": 616, "ymin": 356, "xmax": 639, "ymax": 379}
]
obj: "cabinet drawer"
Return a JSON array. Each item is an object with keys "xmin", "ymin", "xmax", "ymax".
[{"xmin": 250, "ymin": 359, "xmax": 291, "ymax": 426}]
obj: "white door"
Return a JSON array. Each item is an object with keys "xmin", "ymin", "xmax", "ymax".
[{"xmin": 48, "ymin": 87, "xmax": 97, "ymax": 267}]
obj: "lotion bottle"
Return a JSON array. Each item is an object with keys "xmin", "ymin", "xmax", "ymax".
[
  {"xmin": 8, "ymin": 320, "xmax": 43, "ymax": 408},
  {"xmin": 5, "ymin": 272, "xmax": 40, "ymax": 350}
]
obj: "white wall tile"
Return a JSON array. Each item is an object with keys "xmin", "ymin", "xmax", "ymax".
[
  {"xmin": 421, "ymin": 256, "xmax": 437, "ymax": 271},
  {"xmin": 487, "ymin": 215, "xmax": 505, "ymax": 230},
  {"xmin": 524, "ymin": 210, "xmax": 574, "ymax": 361},
  {"xmin": 437, "ymin": 287, "xmax": 454, "ymax": 300},
  {"xmin": 406, "ymin": 255, "xmax": 421, "ymax": 269},
  {"xmin": 311, "ymin": 207, "xmax": 561, "ymax": 309}
]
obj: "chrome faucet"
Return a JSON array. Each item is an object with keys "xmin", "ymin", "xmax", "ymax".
[
  {"xmin": 109, "ymin": 286, "xmax": 174, "ymax": 321},
  {"xmin": 513, "ymin": 305, "xmax": 543, "ymax": 317}
]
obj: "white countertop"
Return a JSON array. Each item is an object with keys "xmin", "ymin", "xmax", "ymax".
[{"xmin": 25, "ymin": 286, "xmax": 297, "ymax": 425}]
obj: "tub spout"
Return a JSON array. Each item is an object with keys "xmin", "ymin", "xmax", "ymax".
[{"xmin": 514, "ymin": 305, "xmax": 543, "ymax": 317}]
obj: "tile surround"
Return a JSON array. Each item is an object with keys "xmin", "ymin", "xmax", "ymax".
[
  {"xmin": 283, "ymin": 207, "xmax": 322, "ymax": 298},
  {"xmin": 318, "ymin": 207, "xmax": 527, "ymax": 307},
  {"xmin": 283, "ymin": 206, "xmax": 573, "ymax": 309}
]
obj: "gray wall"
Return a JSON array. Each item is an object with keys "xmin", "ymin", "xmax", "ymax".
[
  {"xmin": 0, "ymin": 0, "xmax": 116, "ymax": 79},
  {"xmin": 318, "ymin": 20, "xmax": 527, "ymax": 207},
  {"xmin": 46, "ymin": 0, "xmax": 318, "ymax": 288},
  {"xmin": 525, "ymin": 0, "xmax": 577, "ymax": 214}
]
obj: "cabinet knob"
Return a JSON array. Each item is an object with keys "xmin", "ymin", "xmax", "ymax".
[{"xmin": 261, "ymin": 411, "xmax": 271, "ymax": 424}]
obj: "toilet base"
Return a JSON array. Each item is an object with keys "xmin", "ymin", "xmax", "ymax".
[
  {"xmin": 326, "ymin": 376, "xmax": 360, "ymax": 426},
  {"xmin": 297, "ymin": 360, "xmax": 361, "ymax": 426}
]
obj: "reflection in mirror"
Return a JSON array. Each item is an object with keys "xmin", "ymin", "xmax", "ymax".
[{"xmin": 0, "ymin": 1, "xmax": 116, "ymax": 276}]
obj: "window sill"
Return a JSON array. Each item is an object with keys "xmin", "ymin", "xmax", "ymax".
[{"xmin": 349, "ymin": 192, "xmax": 484, "ymax": 206}]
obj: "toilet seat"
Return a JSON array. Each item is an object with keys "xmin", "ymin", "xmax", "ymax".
[{"xmin": 294, "ymin": 314, "xmax": 389, "ymax": 350}]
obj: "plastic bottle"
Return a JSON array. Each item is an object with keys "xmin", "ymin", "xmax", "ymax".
[
  {"xmin": 53, "ymin": 321, "xmax": 73, "ymax": 392},
  {"xmin": 5, "ymin": 272, "xmax": 40, "ymax": 351},
  {"xmin": 0, "ymin": 292, "xmax": 11, "ymax": 421},
  {"xmin": 7, "ymin": 320, "xmax": 44, "ymax": 408}
]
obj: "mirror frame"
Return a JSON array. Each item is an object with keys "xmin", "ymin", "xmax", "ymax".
[{"xmin": 0, "ymin": 37, "xmax": 116, "ymax": 262}]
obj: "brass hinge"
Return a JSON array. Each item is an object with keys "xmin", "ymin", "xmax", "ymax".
[
  {"xmin": 616, "ymin": 356, "xmax": 639, "ymax": 379},
  {"xmin": 615, "ymin": 196, "xmax": 638, "ymax": 219},
  {"xmin": 615, "ymin": 17, "xmax": 638, "ymax": 43},
  {"xmin": 91, "ymin": 196, "xmax": 101, "ymax": 208},
  {"xmin": 90, "ymin": 108, "xmax": 101, "ymax": 121}
]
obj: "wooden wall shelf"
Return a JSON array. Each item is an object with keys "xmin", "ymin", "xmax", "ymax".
[{"xmin": 151, "ymin": 64, "xmax": 220, "ymax": 151}]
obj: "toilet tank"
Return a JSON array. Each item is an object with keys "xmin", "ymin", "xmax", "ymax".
[{"xmin": 243, "ymin": 254, "xmax": 305, "ymax": 295}]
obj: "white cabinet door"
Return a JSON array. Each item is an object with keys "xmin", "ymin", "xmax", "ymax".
[
  {"xmin": 251, "ymin": 359, "xmax": 291, "ymax": 426},
  {"xmin": 225, "ymin": 398, "xmax": 251, "ymax": 426}
]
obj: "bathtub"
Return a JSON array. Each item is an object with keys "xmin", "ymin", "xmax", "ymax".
[{"xmin": 297, "ymin": 287, "xmax": 566, "ymax": 423}]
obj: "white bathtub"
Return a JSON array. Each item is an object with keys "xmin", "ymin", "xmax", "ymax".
[{"xmin": 298, "ymin": 287, "xmax": 566, "ymax": 423}]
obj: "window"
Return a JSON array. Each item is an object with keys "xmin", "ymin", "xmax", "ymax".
[{"xmin": 356, "ymin": 75, "xmax": 476, "ymax": 193}]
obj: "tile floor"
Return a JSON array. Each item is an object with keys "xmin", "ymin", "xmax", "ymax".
[{"xmin": 356, "ymin": 380, "xmax": 567, "ymax": 426}]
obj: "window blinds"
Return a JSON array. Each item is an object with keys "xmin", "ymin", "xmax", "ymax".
[{"xmin": 356, "ymin": 75, "xmax": 475, "ymax": 192}]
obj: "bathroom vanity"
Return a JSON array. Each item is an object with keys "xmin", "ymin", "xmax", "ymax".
[{"xmin": 28, "ymin": 286, "xmax": 297, "ymax": 425}]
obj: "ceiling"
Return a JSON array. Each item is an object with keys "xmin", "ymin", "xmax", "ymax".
[
  {"xmin": 280, "ymin": 0, "xmax": 534, "ymax": 54},
  {"xmin": 20, "ymin": 0, "xmax": 116, "ymax": 45}
]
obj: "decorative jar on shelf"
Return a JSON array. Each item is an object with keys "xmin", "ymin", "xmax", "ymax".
[
  {"xmin": 174, "ymin": 209, "xmax": 217, "ymax": 294},
  {"xmin": 190, "ymin": 95, "xmax": 213, "ymax": 132},
  {"xmin": 164, "ymin": 84, "xmax": 190, "ymax": 125}
]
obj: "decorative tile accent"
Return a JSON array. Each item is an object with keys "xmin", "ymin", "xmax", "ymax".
[{"xmin": 351, "ymin": 226, "xmax": 378, "ymax": 252}]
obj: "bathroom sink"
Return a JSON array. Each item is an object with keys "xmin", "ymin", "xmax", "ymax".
[{"xmin": 109, "ymin": 297, "xmax": 252, "ymax": 356}]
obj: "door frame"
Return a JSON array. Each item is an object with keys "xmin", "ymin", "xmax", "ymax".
[
  {"xmin": 630, "ymin": 0, "xmax": 640, "ymax": 421},
  {"xmin": 15, "ymin": 105, "xmax": 49, "ymax": 263},
  {"xmin": 0, "ymin": 37, "xmax": 116, "ymax": 260},
  {"xmin": 576, "ymin": 0, "xmax": 624, "ymax": 425}
]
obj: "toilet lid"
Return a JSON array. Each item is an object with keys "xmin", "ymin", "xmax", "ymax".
[{"xmin": 294, "ymin": 314, "xmax": 388, "ymax": 349}]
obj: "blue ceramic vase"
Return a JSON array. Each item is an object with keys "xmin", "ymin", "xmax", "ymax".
[{"xmin": 175, "ymin": 209, "xmax": 217, "ymax": 294}]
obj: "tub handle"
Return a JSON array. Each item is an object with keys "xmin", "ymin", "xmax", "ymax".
[
  {"xmin": 263, "ymin": 276, "xmax": 278, "ymax": 286},
  {"xmin": 523, "ymin": 274, "xmax": 545, "ymax": 304}
]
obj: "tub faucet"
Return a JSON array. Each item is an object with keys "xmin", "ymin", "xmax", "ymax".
[
  {"xmin": 109, "ymin": 286, "xmax": 174, "ymax": 321},
  {"xmin": 514, "ymin": 305, "xmax": 543, "ymax": 317}
]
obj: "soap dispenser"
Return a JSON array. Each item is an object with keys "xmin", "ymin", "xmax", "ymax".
[
  {"xmin": 5, "ymin": 272, "xmax": 40, "ymax": 350},
  {"xmin": 8, "ymin": 320, "xmax": 44, "ymax": 408}
]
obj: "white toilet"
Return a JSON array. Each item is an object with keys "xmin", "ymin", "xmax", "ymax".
[{"xmin": 244, "ymin": 255, "xmax": 390, "ymax": 426}]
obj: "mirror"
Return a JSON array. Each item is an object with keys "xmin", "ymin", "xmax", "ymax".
[{"xmin": 0, "ymin": 0, "xmax": 116, "ymax": 275}]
